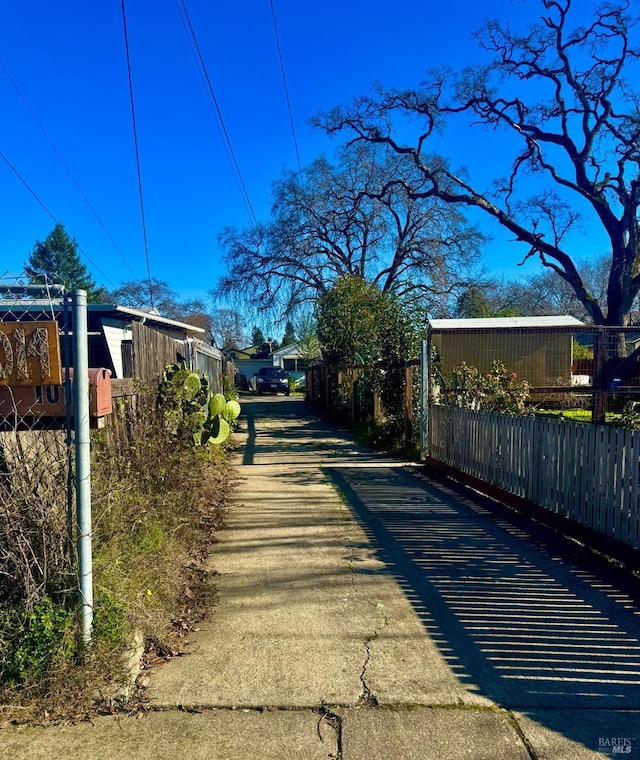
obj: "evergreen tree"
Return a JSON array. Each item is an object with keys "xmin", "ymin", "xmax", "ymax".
[
  {"xmin": 281, "ymin": 320, "xmax": 296, "ymax": 347},
  {"xmin": 251, "ymin": 326, "xmax": 265, "ymax": 346},
  {"xmin": 25, "ymin": 223, "xmax": 103, "ymax": 301}
]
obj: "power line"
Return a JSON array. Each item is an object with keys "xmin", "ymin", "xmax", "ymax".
[
  {"xmin": 174, "ymin": 0, "xmax": 258, "ymax": 227},
  {"xmin": 0, "ymin": 150, "xmax": 118, "ymax": 288},
  {"xmin": 178, "ymin": 0, "xmax": 259, "ymax": 229},
  {"xmin": 0, "ymin": 59, "xmax": 139, "ymax": 280},
  {"xmin": 1, "ymin": 150, "xmax": 54, "ymax": 222},
  {"xmin": 269, "ymin": 0, "xmax": 303, "ymax": 177},
  {"xmin": 121, "ymin": 0, "xmax": 155, "ymax": 306}
]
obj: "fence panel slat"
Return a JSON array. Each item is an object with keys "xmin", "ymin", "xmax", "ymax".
[{"xmin": 427, "ymin": 405, "xmax": 640, "ymax": 551}]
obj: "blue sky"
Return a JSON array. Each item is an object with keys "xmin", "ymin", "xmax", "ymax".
[{"xmin": 0, "ymin": 0, "xmax": 611, "ymax": 308}]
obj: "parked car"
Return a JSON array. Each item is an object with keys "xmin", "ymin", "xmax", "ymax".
[{"xmin": 256, "ymin": 366, "xmax": 290, "ymax": 395}]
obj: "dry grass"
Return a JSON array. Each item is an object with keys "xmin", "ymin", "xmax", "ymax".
[{"xmin": 0, "ymin": 393, "xmax": 236, "ymax": 725}]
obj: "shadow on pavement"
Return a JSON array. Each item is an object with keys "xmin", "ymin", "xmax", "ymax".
[
  {"xmin": 326, "ymin": 465, "xmax": 640, "ymax": 710},
  {"xmin": 238, "ymin": 396, "xmax": 640, "ymax": 752},
  {"xmin": 324, "ymin": 464, "xmax": 640, "ymax": 751}
]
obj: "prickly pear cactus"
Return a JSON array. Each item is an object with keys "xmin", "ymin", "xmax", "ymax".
[
  {"xmin": 159, "ymin": 363, "xmax": 240, "ymax": 448},
  {"xmin": 209, "ymin": 393, "xmax": 227, "ymax": 417},
  {"xmin": 222, "ymin": 399, "xmax": 241, "ymax": 422}
]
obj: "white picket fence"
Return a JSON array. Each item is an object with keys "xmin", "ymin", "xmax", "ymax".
[{"xmin": 428, "ymin": 405, "xmax": 640, "ymax": 550}]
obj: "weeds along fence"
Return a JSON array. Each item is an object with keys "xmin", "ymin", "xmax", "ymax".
[
  {"xmin": 0, "ymin": 280, "xmax": 225, "ymax": 607},
  {"xmin": 427, "ymin": 405, "xmax": 640, "ymax": 551},
  {"xmin": 0, "ymin": 279, "xmax": 73, "ymax": 613}
]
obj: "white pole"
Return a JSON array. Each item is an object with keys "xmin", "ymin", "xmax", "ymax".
[
  {"xmin": 420, "ymin": 338, "xmax": 430, "ymax": 460},
  {"xmin": 72, "ymin": 290, "xmax": 93, "ymax": 647}
]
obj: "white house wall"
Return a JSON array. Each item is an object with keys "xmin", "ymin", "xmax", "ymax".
[{"xmin": 100, "ymin": 319, "xmax": 132, "ymax": 379}]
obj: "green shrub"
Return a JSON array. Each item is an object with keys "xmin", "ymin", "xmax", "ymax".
[
  {"xmin": 2, "ymin": 597, "xmax": 74, "ymax": 685},
  {"xmin": 92, "ymin": 590, "xmax": 129, "ymax": 650},
  {"xmin": 619, "ymin": 401, "xmax": 640, "ymax": 430},
  {"xmin": 448, "ymin": 360, "xmax": 531, "ymax": 415}
]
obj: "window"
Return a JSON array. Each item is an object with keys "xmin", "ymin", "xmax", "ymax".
[{"xmin": 283, "ymin": 358, "xmax": 309, "ymax": 371}]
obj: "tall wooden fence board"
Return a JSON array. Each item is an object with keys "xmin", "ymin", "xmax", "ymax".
[
  {"xmin": 131, "ymin": 321, "xmax": 184, "ymax": 385},
  {"xmin": 428, "ymin": 405, "xmax": 640, "ymax": 550}
]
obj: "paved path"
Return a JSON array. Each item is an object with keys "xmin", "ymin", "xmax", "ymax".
[{"xmin": 3, "ymin": 397, "xmax": 640, "ymax": 759}]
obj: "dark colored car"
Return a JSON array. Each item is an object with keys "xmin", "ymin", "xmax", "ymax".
[{"xmin": 256, "ymin": 366, "xmax": 290, "ymax": 395}]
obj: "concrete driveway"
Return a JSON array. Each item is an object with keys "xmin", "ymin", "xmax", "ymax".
[{"xmin": 3, "ymin": 396, "xmax": 640, "ymax": 759}]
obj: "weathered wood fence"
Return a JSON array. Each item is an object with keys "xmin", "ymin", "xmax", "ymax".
[
  {"xmin": 428, "ymin": 405, "xmax": 640, "ymax": 550},
  {"xmin": 306, "ymin": 361, "xmax": 419, "ymax": 439},
  {"xmin": 108, "ymin": 325, "xmax": 225, "ymax": 450}
]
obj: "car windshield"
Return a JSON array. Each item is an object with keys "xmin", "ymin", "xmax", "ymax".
[{"xmin": 258, "ymin": 368, "xmax": 286, "ymax": 378}]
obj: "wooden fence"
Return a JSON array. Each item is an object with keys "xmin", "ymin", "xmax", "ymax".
[
  {"xmin": 131, "ymin": 321, "xmax": 186, "ymax": 385},
  {"xmin": 428, "ymin": 405, "xmax": 640, "ymax": 550},
  {"xmin": 306, "ymin": 361, "xmax": 418, "ymax": 438}
]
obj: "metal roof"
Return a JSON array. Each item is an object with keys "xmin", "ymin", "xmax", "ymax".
[
  {"xmin": 428, "ymin": 316, "xmax": 585, "ymax": 330},
  {"xmin": 0, "ymin": 301, "xmax": 205, "ymax": 334},
  {"xmin": 108, "ymin": 305, "xmax": 206, "ymax": 334}
]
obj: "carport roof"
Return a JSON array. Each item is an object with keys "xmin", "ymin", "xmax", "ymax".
[{"xmin": 428, "ymin": 315, "xmax": 585, "ymax": 330}]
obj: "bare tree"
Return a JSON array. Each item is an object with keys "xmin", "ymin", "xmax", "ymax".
[
  {"xmin": 216, "ymin": 142, "xmax": 484, "ymax": 319},
  {"xmin": 107, "ymin": 278, "xmax": 206, "ymax": 320},
  {"xmin": 459, "ymin": 255, "xmax": 614, "ymax": 320},
  {"xmin": 321, "ymin": 0, "xmax": 640, "ymax": 327},
  {"xmin": 209, "ymin": 308, "xmax": 248, "ymax": 350}
]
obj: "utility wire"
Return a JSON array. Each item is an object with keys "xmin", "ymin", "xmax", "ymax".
[
  {"xmin": 269, "ymin": 0, "xmax": 303, "ymax": 177},
  {"xmin": 178, "ymin": 0, "xmax": 259, "ymax": 229},
  {"xmin": 121, "ymin": 0, "xmax": 155, "ymax": 307},
  {"xmin": 0, "ymin": 60, "xmax": 139, "ymax": 279},
  {"xmin": 0, "ymin": 150, "xmax": 118, "ymax": 288},
  {"xmin": 1, "ymin": 150, "xmax": 54, "ymax": 222},
  {"xmin": 174, "ymin": 0, "xmax": 257, "ymax": 227}
]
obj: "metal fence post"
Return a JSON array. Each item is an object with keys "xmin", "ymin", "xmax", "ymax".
[
  {"xmin": 72, "ymin": 290, "xmax": 93, "ymax": 647},
  {"xmin": 420, "ymin": 339, "xmax": 430, "ymax": 459}
]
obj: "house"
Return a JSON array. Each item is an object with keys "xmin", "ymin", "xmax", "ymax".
[
  {"xmin": 0, "ymin": 298, "xmax": 224, "ymax": 392},
  {"xmin": 271, "ymin": 342, "xmax": 309, "ymax": 380},
  {"xmin": 226, "ymin": 341, "xmax": 310, "ymax": 390}
]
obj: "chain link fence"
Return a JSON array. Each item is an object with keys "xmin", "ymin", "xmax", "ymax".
[
  {"xmin": 0, "ymin": 272, "xmax": 73, "ymax": 613},
  {"xmin": 426, "ymin": 322, "xmax": 640, "ymax": 423}
]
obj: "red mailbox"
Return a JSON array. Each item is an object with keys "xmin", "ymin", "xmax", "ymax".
[
  {"xmin": 0, "ymin": 368, "xmax": 112, "ymax": 426},
  {"xmin": 87, "ymin": 368, "xmax": 113, "ymax": 418}
]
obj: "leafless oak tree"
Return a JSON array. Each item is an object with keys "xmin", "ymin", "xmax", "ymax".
[
  {"xmin": 216, "ymin": 143, "xmax": 484, "ymax": 319},
  {"xmin": 321, "ymin": 0, "xmax": 640, "ymax": 326}
]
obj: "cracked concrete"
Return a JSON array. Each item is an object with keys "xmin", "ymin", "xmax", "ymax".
[
  {"xmin": 358, "ymin": 636, "xmax": 378, "ymax": 707},
  {"xmin": 148, "ymin": 399, "xmax": 480, "ymax": 712},
  {"xmin": 3, "ymin": 396, "xmax": 639, "ymax": 759}
]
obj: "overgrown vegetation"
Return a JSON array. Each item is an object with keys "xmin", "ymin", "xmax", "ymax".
[
  {"xmin": 316, "ymin": 274, "xmax": 425, "ymax": 453},
  {"xmin": 618, "ymin": 402, "xmax": 640, "ymax": 430},
  {"xmin": 0, "ymin": 371, "xmax": 238, "ymax": 724},
  {"xmin": 444, "ymin": 361, "xmax": 531, "ymax": 415}
]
